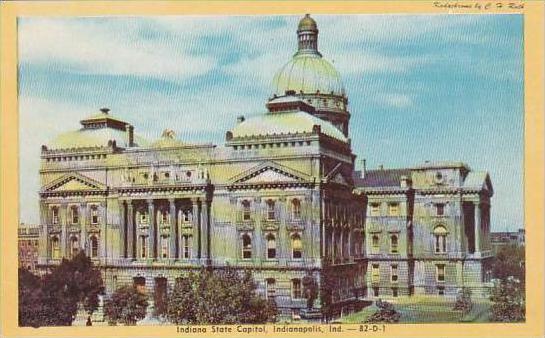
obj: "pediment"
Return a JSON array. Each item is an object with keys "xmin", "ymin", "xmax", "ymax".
[
  {"xmin": 229, "ymin": 161, "xmax": 311, "ymax": 185},
  {"xmin": 42, "ymin": 173, "xmax": 105, "ymax": 192}
]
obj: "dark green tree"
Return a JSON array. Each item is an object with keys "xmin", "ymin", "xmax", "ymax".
[
  {"xmin": 489, "ymin": 277, "xmax": 525, "ymax": 322},
  {"xmin": 491, "ymin": 244, "xmax": 525, "ymax": 284},
  {"xmin": 19, "ymin": 268, "xmax": 47, "ymax": 327},
  {"xmin": 104, "ymin": 285, "xmax": 149, "ymax": 325},
  {"xmin": 365, "ymin": 299, "xmax": 401, "ymax": 323},
  {"xmin": 166, "ymin": 274, "xmax": 197, "ymax": 324}
]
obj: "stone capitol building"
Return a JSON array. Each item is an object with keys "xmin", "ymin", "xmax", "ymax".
[{"xmin": 36, "ymin": 15, "xmax": 494, "ymax": 318}]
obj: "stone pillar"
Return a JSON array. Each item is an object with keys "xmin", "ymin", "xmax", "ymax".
[
  {"xmin": 169, "ymin": 198, "xmax": 177, "ymax": 259},
  {"xmin": 348, "ymin": 228, "xmax": 352, "ymax": 259},
  {"xmin": 147, "ymin": 199, "xmax": 156, "ymax": 259},
  {"xmin": 38, "ymin": 203, "xmax": 49, "ymax": 263},
  {"xmin": 118, "ymin": 201, "xmax": 125, "ymax": 258},
  {"xmin": 200, "ymin": 200, "xmax": 210, "ymax": 264},
  {"xmin": 80, "ymin": 202, "xmax": 88, "ymax": 256},
  {"xmin": 254, "ymin": 197, "xmax": 262, "ymax": 263},
  {"xmin": 330, "ymin": 228, "xmax": 336, "ymax": 260},
  {"xmin": 339, "ymin": 228, "xmax": 344, "ymax": 259},
  {"xmin": 320, "ymin": 198, "xmax": 326, "ymax": 259},
  {"xmin": 474, "ymin": 201, "xmax": 481, "ymax": 256},
  {"xmin": 127, "ymin": 201, "xmax": 135, "ymax": 259},
  {"xmin": 192, "ymin": 198, "xmax": 200, "ymax": 259},
  {"xmin": 100, "ymin": 202, "xmax": 107, "ymax": 259},
  {"xmin": 60, "ymin": 203, "xmax": 67, "ymax": 258}
]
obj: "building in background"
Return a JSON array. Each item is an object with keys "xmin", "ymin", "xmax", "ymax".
[
  {"xmin": 490, "ymin": 229, "xmax": 525, "ymax": 253},
  {"xmin": 35, "ymin": 15, "xmax": 493, "ymax": 318},
  {"xmin": 18, "ymin": 223, "xmax": 40, "ymax": 272}
]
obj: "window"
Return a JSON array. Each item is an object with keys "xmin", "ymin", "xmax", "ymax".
[
  {"xmin": 292, "ymin": 234, "xmax": 302, "ymax": 259},
  {"xmin": 91, "ymin": 205, "xmax": 99, "ymax": 224},
  {"xmin": 371, "ymin": 234, "xmax": 380, "ymax": 254},
  {"xmin": 161, "ymin": 236, "xmax": 169, "ymax": 258},
  {"xmin": 370, "ymin": 203, "xmax": 380, "ymax": 216},
  {"xmin": 90, "ymin": 236, "xmax": 99, "ymax": 258},
  {"xmin": 182, "ymin": 210, "xmax": 191, "ymax": 223},
  {"xmin": 392, "ymin": 287, "xmax": 399, "ymax": 297},
  {"xmin": 391, "ymin": 264, "xmax": 398, "ymax": 283},
  {"xmin": 51, "ymin": 207, "xmax": 59, "ymax": 225},
  {"xmin": 373, "ymin": 287, "xmax": 379, "ymax": 297},
  {"xmin": 436, "ymin": 264, "xmax": 445, "ymax": 282},
  {"xmin": 292, "ymin": 279, "xmax": 302, "ymax": 299},
  {"xmin": 140, "ymin": 211, "xmax": 148, "ymax": 224},
  {"xmin": 161, "ymin": 210, "xmax": 169, "ymax": 224},
  {"xmin": 266, "ymin": 234, "xmax": 276, "ymax": 259},
  {"xmin": 388, "ymin": 203, "xmax": 399, "ymax": 216},
  {"xmin": 51, "ymin": 236, "xmax": 60, "ymax": 259},
  {"xmin": 436, "ymin": 203, "xmax": 445, "ymax": 216},
  {"xmin": 182, "ymin": 235, "xmax": 192, "ymax": 259},
  {"xmin": 433, "ymin": 226, "xmax": 448, "ymax": 253},
  {"xmin": 390, "ymin": 234, "xmax": 399, "ymax": 254},
  {"xmin": 242, "ymin": 234, "xmax": 252, "ymax": 259},
  {"xmin": 242, "ymin": 200, "xmax": 251, "ymax": 221},
  {"xmin": 140, "ymin": 236, "xmax": 147, "ymax": 258},
  {"xmin": 266, "ymin": 200, "xmax": 275, "ymax": 220},
  {"xmin": 371, "ymin": 264, "xmax": 380, "ymax": 283},
  {"xmin": 71, "ymin": 206, "xmax": 79, "ymax": 224},
  {"xmin": 266, "ymin": 278, "xmax": 276, "ymax": 299},
  {"xmin": 70, "ymin": 236, "xmax": 79, "ymax": 257},
  {"xmin": 292, "ymin": 199, "xmax": 301, "ymax": 219},
  {"xmin": 438, "ymin": 286, "xmax": 445, "ymax": 295}
]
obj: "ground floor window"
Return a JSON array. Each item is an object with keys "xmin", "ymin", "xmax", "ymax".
[
  {"xmin": 438, "ymin": 286, "xmax": 445, "ymax": 295},
  {"xmin": 266, "ymin": 278, "xmax": 275, "ymax": 299},
  {"xmin": 373, "ymin": 287, "xmax": 379, "ymax": 297},
  {"xmin": 90, "ymin": 236, "xmax": 99, "ymax": 258},
  {"xmin": 392, "ymin": 287, "xmax": 398, "ymax": 297},
  {"xmin": 292, "ymin": 279, "xmax": 302, "ymax": 299},
  {"xmin": 51, "ymin": 236, "xmax": 60, "ymax": 259}
]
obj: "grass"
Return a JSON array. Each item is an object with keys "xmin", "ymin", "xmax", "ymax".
[{"xmin": 338, "ymin": 296, "xmax": 492, "ymax": 324}]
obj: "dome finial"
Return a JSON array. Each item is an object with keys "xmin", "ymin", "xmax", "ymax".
[{"xmin": 296, "ymin": 14, "xmax": 319, "ymax": 56}]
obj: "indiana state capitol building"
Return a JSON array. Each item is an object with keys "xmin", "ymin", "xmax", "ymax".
[{"xmin": 36, "ymin": 15, "xmax": 494, "ymax": 317}]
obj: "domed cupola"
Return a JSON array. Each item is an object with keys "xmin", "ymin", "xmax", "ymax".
[{"xmin": 270, "ymin": 14, "xmax": 351, "ymax": 137}]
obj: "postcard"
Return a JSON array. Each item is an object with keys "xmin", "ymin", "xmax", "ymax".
[{"xmin": 1, "ymin": 1, "xmax": 543, "ymax": 338}]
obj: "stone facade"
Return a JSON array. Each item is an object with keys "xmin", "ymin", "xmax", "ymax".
[
  {"xmin": 35, "ymin": 15, "xmax": 493, "ymax": 318},
  {"xmin": 18, "ymin": 223, "xmax": 40, "ymax": 273}
]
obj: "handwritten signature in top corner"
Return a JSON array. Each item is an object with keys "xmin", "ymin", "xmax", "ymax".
[{"xmin": 433, "ymin": 2, "xmax": 525, "ymax": 10}]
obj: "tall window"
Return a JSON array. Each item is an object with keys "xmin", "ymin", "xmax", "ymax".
[
  {"xmin": 90, "ymin": 236, "xmax": 99, "ymax": 258},
  {"xmin": 292, "ymin": 279, "xmax": 302, "ymax": 299},
  {"xmin": 391, "ymin": 264, "xmax": 398, "ymax": 283},
  {"xmin": 292, "ymin": 234, "xmax": 302, "ymax": 259},
  {"xmin": 51, "ymin": 207, "xmax": 59, "ymax": 225},
  {"xmin": 71, "ymin": 206, "xmax": 79, "ymax": 224},
  {"xmin": 266, "ymin": 234, "xmax": 276, "ymax": 259},
  {"xmin": 436, "ymin": 264, "xmax": 445, "ymax": 282},
  {"xmin": 292, "ymin": 199, "xmax": 301, "ymax": 219},
  {"xmin": 51, "ymin": 236, "xmax": 60, "ymax": 259},
  {"xmin": 182, "ymin": 210, "xmax": 191, "ymax": 223},
  {"xmin": 182, "ymin": 235, "xmax": 192, "ymax": 259},
  {"xmin": 434, "ymin": 226, "xmax": 448, "ymax": 253},
  {"xmin": 371, "ymin": 264, "xmax": 380, "ymax": 283},
  {"xmin": 370, "ymin": 203, "xmax": 380, "ymax": 216},
  {"xmin": 436, "ymin": 203, "xmax": 445, "ymax": 216},
  {"xmin": 388, "ymin": 203, "xmax": 399, "ymax": 216},
  {"xmin": 242, "ymin": 234, "xmax": 252, "ymax": 259},
  {"xmin": 266, "ymin": 278, "xmax": 276, "ymax": 299},
  {"xmin": 371, "ymin": 234, "xmax": 380, "ymax": 254},
  {"xmin": 266, "ymin": 200, "xmax": 276, "ymax": 220},
  {"xmin": 390, "ymin": 234, "xmax": 399, "ymax": 254},
  {"xmin": 161, "ymin": 210, "xmax": 169, "ymax": 224},
  {"xmin": 161, "ymin": 236, "xmax": 169, "ymax": 258},
  {"xmin": 242, "ymin": 200, "xmax": 251, "ymax": 221},
  {"xmin": 140, "ymin": 236, "xmax": 147, "ymax": 258},
  {"xmin": 91, "ymin": 205, "xmax": 99, "ymax": 224},
  {"xmin": 70, "ymin": 236, "xmax": 79, "ymax": 257}
]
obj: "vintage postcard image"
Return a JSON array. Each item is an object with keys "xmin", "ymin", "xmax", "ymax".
[{"xmin": 1, "ymin": 1, "xmax": 544, "ymax": 338}]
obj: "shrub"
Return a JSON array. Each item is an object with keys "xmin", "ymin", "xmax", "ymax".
[
  {"xmin": 364, "ymin": 299, "xmax": 401, "ymax": 323},
  {"xmin": 104, "ymin": 285, "xmax": 149, "ymax": 325}
]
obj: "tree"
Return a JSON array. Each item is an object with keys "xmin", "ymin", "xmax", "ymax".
[
  {"xmin": 489, "ymin": 277, "xmax": 525, "ymax": 322},
  {"xmin": 365, "ymin": 299, "xmax": 401, "ymax": 323},
  {"xmin": 302, "ymin": 275, "xmax": 318, "ymax": 310},
  {"xmin": 104, "ymin": 285, "xmax": 149, "ymax": 325},
  {"xmin": 167, "ymin": 274, "xmax": 197, "ymax": 324},
  {"xmin": 453, "ymin": 287, "xmax": 473, "ymax": 314},
  {"xmin": 19, "ymin": 268, "xmax": 47, "ymax": 327},
  {"xmin": 491, "ymin": 244, "xmax": 525, "ymax": 284}
]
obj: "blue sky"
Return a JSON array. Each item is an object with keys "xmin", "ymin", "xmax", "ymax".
[{"xmin": 18, "ymin": 15, "xmax": 524, "ymax": 231}]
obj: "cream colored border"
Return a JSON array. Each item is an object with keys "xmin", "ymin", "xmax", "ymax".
[{"xmin": 1, "ymin": 1, "xmax": 543, "ymax": 337}]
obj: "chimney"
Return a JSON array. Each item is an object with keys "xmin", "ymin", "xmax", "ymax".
[
  {"xmin": 125, "ymin": 124, "xmax": 134, "ymax": 147},
  {"xmin": 237, "ymin": 115, "xmax": 245, "ymax": 124},
  {"xmin": 360, "ymin": 158, "xmax": 366, "ymax": 178}
]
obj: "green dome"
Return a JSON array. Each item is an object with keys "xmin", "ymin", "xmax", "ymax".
[
  {"xmin": 272, "ymin": 53, "xmax": 345, "ymax": 96},
  {"xmin": 298, "ymin": 14, "xmax": 317, "ymax": 32}
]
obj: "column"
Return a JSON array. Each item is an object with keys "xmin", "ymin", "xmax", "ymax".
[
  {"xmin": 254, "ymin": 197, "xmax": 262, "ymax": 263},
  {"xmin": 169, "ymin": 198, "xmax": 177, "ymax": 259},
  {"xmin": 118, "ymin": 201, "xmax": 126, "ymax": 258},
  {"xmin": 348, "ymin": 228, "xmax": 352, "ymax": 259},
  {"xmin": 191, "ymin": 198, "xmax": 200, "ymax": 259},
  {"xmin": 320, "ymin": 198, "xmax": 327, "ymax": 258},
  {"xmin": 127, "ymin": 201, "xmax": 135, "ymax": 259},
  {"xmin": 474, "ymin": 201, "xmax": 481, "ymax": 256},
  {"xmin": 339, "ymin": 228, "xmax": 344, "ymax": 259},
  {"xmin": 200, "ymin": 200, "xmax": 210, "ymax": 263},
  {"xmin": 330, "ymin": 228, "xmax": 335, "ymax": 260},
  {"xmin": 147, "ymin": 199, "xmax": 156, "ymax": 259},
  {"xmin": 100, "ymin": 202, "xmax": 107, "ymax": 259},
  {"xmin": 38, "ymin": 203, "xmax": 49, "ymax": 263},
  {"xmin": 60, "ymin": 203, "xmax": 67, "ymax": 258},
  {"xmin": 80, "ymin": 202, "xmax": 88, "ymax": 256}
]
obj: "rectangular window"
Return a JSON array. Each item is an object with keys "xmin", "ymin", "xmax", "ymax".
[
  {"xmin": 371, "ymin": 234, "xmax": 380, "ymax": 254},
  {"xmin": 371, "ymin": 264, "xmax": 380, "ymax": 283},
  {"xmin": 388, "ymin": 203, "xmax": 399, "ymax": 216},
  {"xmin": 267, "ymin": 200, "xmax": 276, "ymax": 220},
  {"xmin": 392, "ymin": 287, "xmax": 398, "ymax": 297},
  {"xmin": 438, "ymin": 286, "xmax": 445, "ymax": 295},
  {"xmin": 391, "ymin": 264, "xmax": 398, "ymax": 283},
  {"xmin": 242, "ymin": 201, "xmax": 251, "ymax": 221},
  {"xmin": 183, "ymin": 235, "xmax": 191, "ymax": 259},
  {"xmin": 141, "ymin": 236, "xmax": 147, "ymax": 258},
  {"xmin": 266, "ymin": 279, "xmax": 275, "ymax": 299},
  {"xmin": 436, "ymin": 264, "xmax": 445, "ymax": 282},
  {"xmin": 71, "ymin": 207, "xmax": 79, "ymax": 224},
  {"xmin": 436, "ymin": 203, "xmax": 445, "ymax": 216},
  {"xmin": 390, "ymin": 235, "xmax": 399, "ymax": 254},
  {"xmin": 161, "ymin": 236, "xmax": 169, "ymax": 259},
  {"xmin": 91, "ymin": 206, "xmax": 99, "ymax": 224},
  {"xmin": 292, "ymin": 279, "xmax": 302, "ymax": 299},
  {"xmin": 52, "ymin": 208, "xmax": 59, "ymax": 225},
  {"xmin": 373, "ymin": 287, "xmax": 379, "ymax": 297},
  {"xmin": 370, "ymin": 203, "xmax": 380, "ymax": 217}
]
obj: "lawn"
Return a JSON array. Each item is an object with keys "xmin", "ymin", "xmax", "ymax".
[{"xmin": 338, "ymin": 296, "xmax": 491, "ymax": 323}]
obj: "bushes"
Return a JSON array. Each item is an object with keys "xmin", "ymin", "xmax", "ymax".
[
  {"xmin": 364, "ymin": 299, "xmax": 401, "ymax": 323},
  {"xmin": 104, "ymin": 285, "xmax": 149, "ymax": 325},
  {"xmin": 489, "ymin": 277, "xmax": 525, "ymax": 322},
  {"xmin": 453, "ymin": 288, "xmax": 473, "ymax": 314}
]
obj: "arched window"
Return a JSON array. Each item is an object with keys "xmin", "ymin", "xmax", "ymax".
[
  {"xmin": 90, "ymin": 236, "xmax": 99, "ymax": 258},
  {"xmin": 242, "ymin": 234, "xmax": 252, "ymax": 259},
  {"xmin": 292, "ymin": 199, "xmax": 301, "ymax": 219},
  {"xmin": 292, "ymin": 234, "xmax": 302, "ymax": 259},
  {"xmin": 90, "ymin": 205, "xmax": 99, "ymax": 225},
  {"xmin": 71, "ymin": 206, "xmax": 79, "ymax": 224},
  {"xmin": 70, "ymin": 236, "xmax": 79, "ymax": 257},
  {"xmin": 161, "ymin": 236, "xmax": 169, "ymax": 259},
  {"xmin": 51, "ymin": 236, "xmax": 60, "ymax": 259},
  {"xmin": 390, "ymin": 234, "xmax": 399, "ymax": 254},
  {"xmin": 266, "ymin": 234, "xmax": 276, "ymax": 259},
  {"xmin": 51, "ymin": 207, "xmax": 59, "ymax": 225},
  {"xmin": 266, "ymin": 199, "xmax": 275, "ymax": 220},
  {"xmin": 372, "ymin": 234, "xmax": 380, "ymax": 253},
  {"xmin": 182, "ymin": 235, "xmax": 192, "ymax": 259},
  {"xmin": 242, "ymin": 200, "xmax": 251, "ymax": 221},
  {"xmin": 433, "ymin": 226, "xmax": 448, "ymax": 253}
]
